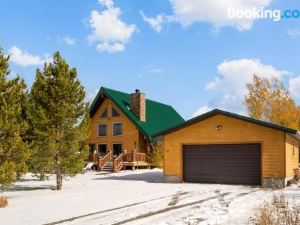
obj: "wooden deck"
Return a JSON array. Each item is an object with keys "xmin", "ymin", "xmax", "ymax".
[
  {"xmin": 123, "ymin": 161, "xmax": 151, "ymax": 170},
  {"xmin": 88, "ymin": 151, "xmax": 151, "ymax": 172}
]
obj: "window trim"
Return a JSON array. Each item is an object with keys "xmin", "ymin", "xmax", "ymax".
[
  {"xmin": 112, "ymin": 122, "xmax": 123, "ymax": 136},
  {"xmin": 97, "ymin": 124, "xmax": 107, "ymax": 137}
]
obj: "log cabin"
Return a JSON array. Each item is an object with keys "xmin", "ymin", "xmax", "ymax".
[{"xmin": 86, "ymin": 87, "xmax": 184, "ymax": 172}]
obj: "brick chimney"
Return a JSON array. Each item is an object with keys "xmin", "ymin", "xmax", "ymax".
[{"xmin": 130, "ymin": 89, "xmax": 146, "ymax": 122}]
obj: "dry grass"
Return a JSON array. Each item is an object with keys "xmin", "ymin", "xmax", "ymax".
[
  {"xmin": 252, "ymin": 195, "xmax": 300, "ymax": 225},
  {"xmin": 0, "ymin": 196, "xmax": 8, "ymax": 207}
]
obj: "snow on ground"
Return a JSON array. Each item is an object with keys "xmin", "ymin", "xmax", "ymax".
[{"xmin": 0, "ymin": 169, "xmax": 299, "ymax": 225}]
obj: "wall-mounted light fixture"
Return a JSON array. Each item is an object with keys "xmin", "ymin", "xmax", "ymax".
[{"xmin": 216, "ymin": 124, "xmax": 222, "ymax": 131}]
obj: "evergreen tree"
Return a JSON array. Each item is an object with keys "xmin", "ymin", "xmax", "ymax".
[
  {"xmin": 0, "ymin": 48, "xmax": 29, "ymax": 202},
  {"xmin": 29, "ymin": 52, "xmax": 90, "ymax": 190}
]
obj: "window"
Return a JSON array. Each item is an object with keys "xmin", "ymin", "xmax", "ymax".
[
  {"xmin": 98, "ymin": 124, "xmax": 107, "ymax": 137},
  {"xmin": 112, "ymin": 122, "xmax": 122, "ymax": 136},
  {"xmin": 113, "ymin": 144, "xmax": 122, "ymax": 156},
  {"xmin": 112, "ymin": 107, "xmax": 120, "ymax": 117},
  {"xmin": 100, "ymin": 108, "xmax": 108, "ymax": 118},
  {"xmin": 98, "ymin": 144, "xmax": 107, "ymax": 156}
]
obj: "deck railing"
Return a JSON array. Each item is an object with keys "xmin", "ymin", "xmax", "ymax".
[
  {"xmin": 123, "ymin": 151, "xmax": 150, "ymax": 163},
  {"xmin": 98, "ymin": 151, "xmax": 111, "ymax": 171},
  {"xmin": 90, "ymin": 149, "xmax": 150, "ymax": 171},
  {"xmin": 135, "ymin": 153, "xmax": 146, "ymax": 162},
  {"xmin": 113, "ymin": 152, "xmax": 124, "ymax": 172}
]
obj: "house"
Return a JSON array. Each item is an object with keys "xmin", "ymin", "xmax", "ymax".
[
  {"xmin": 86, "ymin": 87, "xmax": 184, "ymax": 172},
  {"xmin": 154, "ymin": 109, "xmax": 300, "ymax": 188}
]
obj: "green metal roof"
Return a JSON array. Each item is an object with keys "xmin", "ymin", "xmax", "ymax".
[
  {"xmin": 154, "ymin": 109, "xmax": 299, "ymax": 137},
  {"xmin": 89, "ymin": 87, "xmax": 185, "ymax": 140}
]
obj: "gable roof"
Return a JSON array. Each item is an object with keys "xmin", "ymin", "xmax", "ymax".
[
  {"xmin": 89, "ymin": 87, "xmax": 185, "ymax": 140},
  {"xmin": 153, "ymin": 109, "xmax": 299, "ymax": 137}
]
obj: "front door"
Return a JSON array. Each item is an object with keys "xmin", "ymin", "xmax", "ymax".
[
  {"xmin": 98, "ymin": 144, "xmax": 107, "ymax": 156},
  {"xmin": 113, "ymin": 144, "xmax": 122, "ymax": 156}
]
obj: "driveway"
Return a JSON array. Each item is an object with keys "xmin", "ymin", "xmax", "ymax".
[{"xmin": 0, "ymin": 169, "xmax": 298, "ymax": 225}]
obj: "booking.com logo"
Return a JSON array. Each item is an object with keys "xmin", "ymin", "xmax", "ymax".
[{"xmin": 228, "ymin": 7, "xmax": 300, "ymax": 21}]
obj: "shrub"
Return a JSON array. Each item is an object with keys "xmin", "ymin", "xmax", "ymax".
[
  {"xmin": 252, "ymin": 194, "xmax": 300, "ymax": 225},
  {"xmin": 151, "ymin": 144, "xmax": 164, "ymax": 168}
]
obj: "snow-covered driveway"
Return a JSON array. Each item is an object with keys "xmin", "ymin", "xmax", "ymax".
[{"xmin": 1, "ymin": 169, "xmax": 299, "ymax": 225}]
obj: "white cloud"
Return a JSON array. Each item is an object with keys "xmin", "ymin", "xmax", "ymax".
[
  {"xmin": 98, "ymin": 0, "xmax": 114, "ymax": 8},
  {"xmin": 148, "ymin": 67, "xmax": 163, "ymax": 74},
  {"xmin": 63, "ymin": 36, "xmax": 76, "ymax": 45},
  {"xmin": 96, "ymin": 42, "xmax": 124, "ymax": 53},
  {"xmin": 203, "ymin": 58, "xmax": 287, "ymax": 113},
  {"xmin": 140, "ymin": 11, "xmax": 173, "ymax": 33},
  {"xmin": 289, "ymin": 76, "xmax": 300, "ymax": 99},
  {"xmin": 88, "ymin": 0, "xmax": 137, "ymax": 53},
  {"xmin": 8, "ymin": 46, "xmax": 51, "ymax": 67},
  {"xmin": 287, "ymin": 28, "xmax": 300, "ymax": 39},
  {"xmin": 192, "ymin": 106, "xmax": 212, "ymax": 117},
  {"xmin": 166, "ymin": 0, "xmax": 273, "ymax": 31}
]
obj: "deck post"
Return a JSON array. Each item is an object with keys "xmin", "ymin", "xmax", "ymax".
[
  {"xmin": 109, "ymin": 150, "xmax": 112, "ymax": 160},
  {"xmin": 123, "ymin": 149, "xmax": 127, "ymax": 160},
  {"xmin": 132, "ymin": 149, "xmax": 136, "ymax": 162},
  {"xmin": 97, "ymin": 155, "xmax": 101, "ymax": 171},
  {"xmin": 93, "ymin": 150, "xmax": 97, "ymax": 162}
]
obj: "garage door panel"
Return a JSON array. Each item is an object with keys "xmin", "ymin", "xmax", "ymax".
[{"xmin": 183, "ymin": 144, "xmax": 261, "ymax": 185}]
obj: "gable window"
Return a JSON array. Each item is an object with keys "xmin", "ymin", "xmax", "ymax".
[
  {"xmin": 98, "ymin": 124, "xmax": 107, "ymax": 137},
  {"xmin": 112, "ymin": 106, "xmax": 120, "ymax": 117},
  {"xmin": 100, "ymin": 108, "xmax": 108, "ymax": 118},
  {"xmin": 112, "ymin": 122, "xmax": 122, "ymax": 136}
]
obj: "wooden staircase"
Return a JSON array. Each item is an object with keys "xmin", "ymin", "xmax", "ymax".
[{"xmin": 101, "ymin": 161, "xmax": 113, "ymax": 173}]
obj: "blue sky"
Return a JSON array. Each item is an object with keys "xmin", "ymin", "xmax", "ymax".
[{"xmin": 1, "ymin": 0, "xmax": 300, "ymax": 119}]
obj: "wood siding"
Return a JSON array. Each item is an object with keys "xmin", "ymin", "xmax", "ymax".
[
  {"xmin": 163, "ymin": 114, "xmax": 286, "ymax": 181},
  {"xmin": 285, "ymin": 134, "xmax": 299, "ymax": 177},
  {"xmin": 86, "ymin": 98, "xmax": 147, "ymax": 153}
]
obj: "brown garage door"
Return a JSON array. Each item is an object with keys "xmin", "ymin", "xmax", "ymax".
[{"xmin": 183, "ymin": 144, "xmax": 261, "ymax": 185}]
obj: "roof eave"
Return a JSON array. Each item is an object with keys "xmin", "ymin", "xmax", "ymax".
[{"xmin": 153, "ymin": 109, "xmax": 298, "ymax": 137}]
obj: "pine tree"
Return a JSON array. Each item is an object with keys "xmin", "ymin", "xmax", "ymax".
[
  {"xmin": 0, "ymin": 48, "xmax": 30, "ymax": 204},
  {"xmin": 245, "ymin": 75, "xmax": 300, "ymax": 130},
  {"xmin": 29, "ymin": 52, "xmax": 90, "ymax": 190}
]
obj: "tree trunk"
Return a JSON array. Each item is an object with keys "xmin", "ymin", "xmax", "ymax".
[{"xmin": 56, "ymin": 172, "xmax": 63, "ymax": 190}]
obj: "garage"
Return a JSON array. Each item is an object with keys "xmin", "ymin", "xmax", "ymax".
[
  {"xmin": 156, "ymin": 109, "xmax": 300, "ymax": 188},
  {"xmin": 183, "ymin": 144, "xmax": 261, "ymax": 185}
]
